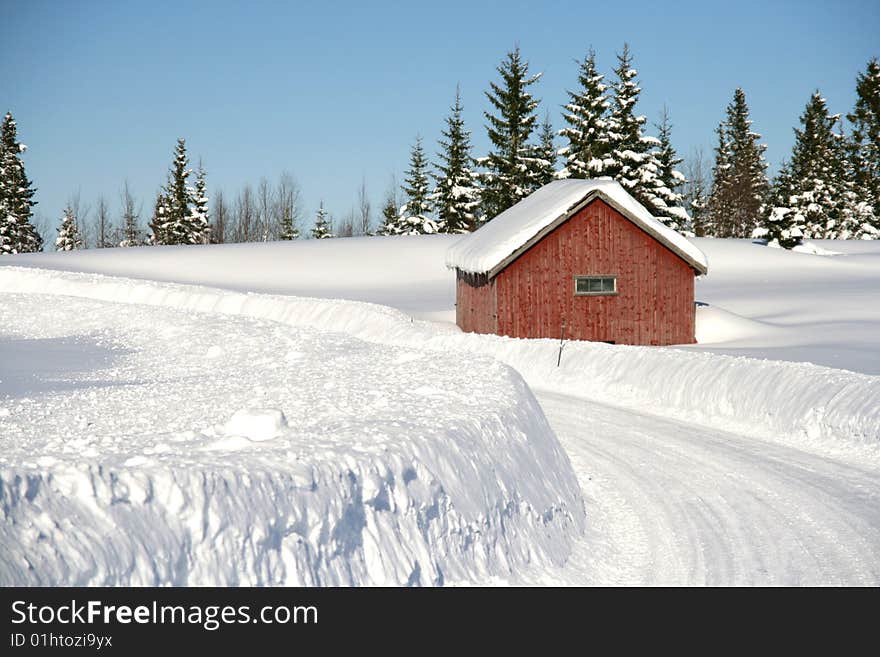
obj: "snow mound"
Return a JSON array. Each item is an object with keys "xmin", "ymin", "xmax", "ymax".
[
  {"xmin": 792, "ymin": 241, "xmax": 842, "ymax": 256},
  {"xmin": 695, "ymin": 304, "xmax": 779, "ymax": 344},
  {"xmin": 0, "ymin": 289, "xmax": 585, "ymax": 586},
  {"xmin": 223, "ymin": 408, "xmax": 288, "ymax": 441}
]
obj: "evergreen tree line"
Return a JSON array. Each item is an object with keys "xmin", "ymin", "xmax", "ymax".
[
  {"xmin": 698, "ymin": 59, "xmax": 880, "ymax": 246},
  {"xmin": 381, "ymin": 44, "xmax": 690, "ymax": 236},
  {"xmin": 2, "ymin": 52, "xmax": 877, "ymax": 253}
]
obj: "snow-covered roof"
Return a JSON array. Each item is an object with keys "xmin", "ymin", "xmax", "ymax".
[{"xmin": 445, "ymin": 179, "xmax": 709, "ymax": 277}]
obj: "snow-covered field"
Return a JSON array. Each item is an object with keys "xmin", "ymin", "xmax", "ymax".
[
  {"xmin": 9, "ymin": 235, "xmax": 880, "ymax": 374},
  {"xmin": 1, "ymin": 235, "xmax": 879, "ymax": 585}
]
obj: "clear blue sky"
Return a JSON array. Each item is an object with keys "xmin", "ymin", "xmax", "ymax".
[{"xmin": 3, "ymin": 0, "xmax": 878, "ymax": 232}]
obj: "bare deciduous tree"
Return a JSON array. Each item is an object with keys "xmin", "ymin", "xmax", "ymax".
[
  {"xmin": 212, "ymin": 189, "xmax": 228, "ymax": 244},
  {"xmin": 66, "ymin": 191, "xmax": 91, "ymax": 248},
  {"xmin": 257, "ymin": 177, "xmax": 274, "ymax": 241},
  {"xmin": 357, "ymin": 178, "xmax": 371, "ymax": 236},
  {"xmin": 276, "ymin": 171, "xmax": 302, "ymax": 239},
  {"xmin": 232, "ymin": 184, "xmax": 256, "ymax": 243},
  {"xmin": 683, "ymin": 147, "xmax": 711, "ymax": 237},
  {"xmin": 93, "ymin": 196, "xmax": 113, "ymax": 248},
  {"xmin": 337, "ymin": 208, "xmax": 355, "ymax": 238}
]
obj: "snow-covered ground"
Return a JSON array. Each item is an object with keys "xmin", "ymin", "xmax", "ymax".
[
  {"xmin": 1, "ymin": 235, "xmax": 879, "ymax": 585},
  {"xmin": 691, "ymin": 239, "xmax": 880, "ymax": 375},
  {"xmin": 8, "ymin": 235, "xmax": 880, "ymax": 374},
  {"xmin": 0, "ymin": 290, "xmax": 584, "ymax": 585}
]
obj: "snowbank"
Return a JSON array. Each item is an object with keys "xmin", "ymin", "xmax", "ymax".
[
  {"xmin": 1, "ymin": 266, "xmax": 877, "ymax": 455},
  {"xmin": 0, "ymin": 289, "xmax": 585, "ymax": 586}
]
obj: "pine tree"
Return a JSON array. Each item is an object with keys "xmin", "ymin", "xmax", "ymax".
[
  {"xmin": 532, "ymin": 112, "xmax": 558, "ymax": 187},
  {"xmin": 758, "ymin": 161, "xmax": 805, "ymax": 248},
  {"xmin": 433, "ymin": 87, "xmax": 480, "ymax": 233},
  {"xmin": 312, "ymin": 201, "xmax": 334, "ymax": 239},
  {"xmin": 649, "ymin": 107, "xmax": 689, "ymax": 230},
  {"xmin": 706, "ymin": 88, "xmax": 769, "ymax": 237},
  {"xmin": 55, "ymin": 206, "xmax": 83, "ymax": 251},
  {"xmin": 479, "ymin": 46, "xmax": 543, "ymax": 219},
  {"xmin": 391, "ymin": 137, "xmax": 438, "ymax": 235},
  {"xmin": 762, "ymin": 93, "xmax": 848, "ymax": 244},
  {"xmin": 191, "ymin": 163, "xmax": 210, "ymax": 244},
  {"xmin": 602, "ymin": 44, "xmax": 664, "ymax": 213},
  {"xmin": 559, "ymin": 48, "xmax": 610, "ymax": 179},
  {"xmin": 376, "ymin": 191, "xmax": 397, "ymax": 236},
  {"xmin": 0, "ymin": 112, "xmax": 42, "ymax": 253},
  {"xmin": 148, "ymin": 188, "xmax": 171, "ymax": 245},
  {"xmin": 151, "ymin": 138, "xmax": 205, "ymax": 245},
  {"xmin": 279, "ymin": 205, "xmax": 300, "ymax": 240},
  {"xmin": 847, "ymin": 58, "xmax": 880, "ymax": 228}
]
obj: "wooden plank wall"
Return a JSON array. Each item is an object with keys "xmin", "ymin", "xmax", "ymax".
[
  {"xmin": 456, "ymin": 273, "xmax": 497, "ymax": 335},
  {"xmin": 489, "ymin": 198, "xmax": 696, "ymax": 345}
]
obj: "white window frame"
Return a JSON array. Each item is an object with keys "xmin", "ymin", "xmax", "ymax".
[{"xmin": 574, "ymin": 275, "xmax": 617, "ymax": 296}]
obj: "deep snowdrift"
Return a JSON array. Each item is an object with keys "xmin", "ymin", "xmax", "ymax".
[
  {"xmin": 0, "ymin": 291, "xmax": 585, "ymax": 586},
  {"xmin": 1, "ymin": 266, "xmax": 877, "ymax": 459}
]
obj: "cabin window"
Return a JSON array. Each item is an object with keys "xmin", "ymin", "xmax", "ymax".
[{"xmin": 574, "ymin": 275, "xmax": 617, "ymax": 295}]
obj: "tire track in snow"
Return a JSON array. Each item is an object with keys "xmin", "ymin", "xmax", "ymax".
[{"xmin": 532, "ymin": 391, "xmax": 880, "ymax": 585}]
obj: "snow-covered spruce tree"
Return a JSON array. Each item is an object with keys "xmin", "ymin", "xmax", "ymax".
[
  {"xmin": 151, "ymin": 138, "xmax": 205, "ymax": 245},
  {"xmin": 311, "ymin": 201, "xmax": 334, "ymax": 239},
  {"xmin": 603, "ymin": 44, "xmax": 664, "ymax": 214},
  {"xmin": 191, "ymin": 163, "xmax": 210, "ymax": 244},
  {"xmin": 148, "ymin": 188, "xmax": 171, "ymax": 245},
  {"xmin": 279, "ymin": 205, "xmax": 300, "ymax": 240},
  {"xmin": 378, "ymin": 185, "xmax": 399, "ymax": 236},
  {"xmin": 706, "ymin": 88, "xmax": 769, "ymax": 237},
  {"xmin": 55, "ymin": 206, "xmax": 83, "ymax": 251},
  {"xmin": 433, "ymin": 87, "xmax": 480, "ymax": 233},
  {"xmin": 479, "ymin": 46, "xmax": 543, "ymax": 220},
  {"xmin": 559, "ymin": 48, "xmax": 610, "ymax": 180},
  {"xmin": 650, "ymin": 107, "xmax": 689, "ymax": 231},
  {"xmin": 762, "ymin": 92, "xmax": 849, "ymax": 243},
  {"xmin": 758, "ymin": 161, "xmax": 804, "ymax": 249},
  {"xmin": 0, "ymin": 112, "xmax": 42, "ymax": 253},
  {"xmin": 847, "ymin": 57, "xmax": 880, "ymax": 228},
  {"xmin": 389, "ymin": 136, "xmax": 438, "ymax": 235},
  {"xmin": 688, "ymin": 181, "xmax": 709, "ymax": 237},
  {"xmin": 834, "ymin": 121, "xmax": 878, "ymax": 240},
  {"xmin": 531, "ymin": 112, "xmax": 558, "ymax": 188}
]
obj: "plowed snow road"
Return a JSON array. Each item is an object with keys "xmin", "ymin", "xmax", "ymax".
[{"xmin": 533, "ymin": 390, "xmax": 880, "ymax": 585}]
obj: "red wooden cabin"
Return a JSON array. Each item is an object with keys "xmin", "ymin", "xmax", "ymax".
[{"xmin": 445, "ymin": 180, "xmax": 709, "ymax": 346}]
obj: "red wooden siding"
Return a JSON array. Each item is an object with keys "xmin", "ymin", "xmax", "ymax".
[
  {"xmin": 456, "ymin": 198, "xmax": 696, "ymax": 346},
  {"xmin": 456, "ymin": 272, "xmax": 496, "ymax": 335}
]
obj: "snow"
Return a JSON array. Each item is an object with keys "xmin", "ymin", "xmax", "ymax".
[
  {"xmin": 2, "ymin": 252, "xmax": 878, "ymax": 459},
  {"xmin": 444, "ymin": 179, "xmax": 708, "ymax": 276},
  {"xmin": 2, "ymin": 233, "xmax": 879, "ymax": 585},
  {"xmin": 0, "ymin": 235, "xmax": 458, "ymax": 321},
  {"xmin": 0, "ymin": 290, "xmax": 585, "ymax": 586},
  {"xmin": 688, "ymin": 238, "xmax": 880, "ymax": 375}
]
